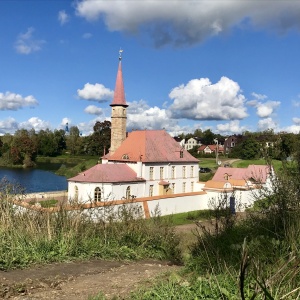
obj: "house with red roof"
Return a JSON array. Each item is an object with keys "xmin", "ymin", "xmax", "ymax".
[
  {"xmin": 204, "ymin": 165, "xmax": 272, "ymax": 191},
  {"xmin": 198, "ymin": 144, "xmax": 224, "ymax": 155},
  {"xmin": 68, "ymin": 53, "xmax": 201, "ymax": 205}
]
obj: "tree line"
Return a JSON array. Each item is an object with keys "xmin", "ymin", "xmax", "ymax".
[
  {"xmin": 181, "ymin": 128, "xmax": 299, "ymax": 161},
  {"xmin": 0, "ymin": 121, "xmax": 111, "ymax": 167},
  {"xmin": 1, "ymin": 124, "xmax": 298, "ymax": 167}
]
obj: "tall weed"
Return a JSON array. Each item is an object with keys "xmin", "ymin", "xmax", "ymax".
[{"xmin": 0, "ymin": 180, "xmax": 181, "ymax": 270}]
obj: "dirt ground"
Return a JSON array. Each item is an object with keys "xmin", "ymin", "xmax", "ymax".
[
  {"xmin": 0, "ymin": 259, "xmax": 181, "ymax": 299},
  {"xmin": 0, "ymin": 216, "xmax": 243, "ymax": 299}
]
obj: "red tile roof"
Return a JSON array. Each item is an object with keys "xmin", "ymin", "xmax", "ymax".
[
  {"xmin": 68, "ymin": 163, "xmax": 145, "ymax": 183},
  {"xmin": 211, "ymin": 165, "xmax": 269, "ymax": 183},
  {"xmin": 110, "ymin": 61, "xmax": 128, "ymax": 107},
  {"xmin": 108, "ymin": 130, "xmax": 199, "ymax": 163}
]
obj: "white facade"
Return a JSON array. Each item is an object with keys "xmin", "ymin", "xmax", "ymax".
[{"xmin": 68, "ymin": 160, "xmax": 200, "ymax": 203}]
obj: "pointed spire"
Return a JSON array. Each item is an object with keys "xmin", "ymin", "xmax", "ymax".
[{"xmin": 110, "ymin": 49, "xmax": 128, "ymax": 107}]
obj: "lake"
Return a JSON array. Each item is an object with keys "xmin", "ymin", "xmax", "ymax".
[{"xmin": 0, "ymin": 167, "xmax": 68, "ymax": 193}]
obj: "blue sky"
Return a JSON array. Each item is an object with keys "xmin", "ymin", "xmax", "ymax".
[{"xmin": 1, "ymin": 0, "xmax": 300, "ymax": 136}]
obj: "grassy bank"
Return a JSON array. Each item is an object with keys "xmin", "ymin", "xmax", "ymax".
[{"xmin": 0, "ymin": 180, "xmax": 181, "ymax": 270}]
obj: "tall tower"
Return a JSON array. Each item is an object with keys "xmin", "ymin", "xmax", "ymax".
[{"xmin": 110, "ymin": 50, "xmax": 128, "ymax": 154}]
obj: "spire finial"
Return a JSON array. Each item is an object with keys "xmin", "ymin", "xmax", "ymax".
[{"xmin": 119, "ymin": 48, "xmax": 123, "ymax": 61}]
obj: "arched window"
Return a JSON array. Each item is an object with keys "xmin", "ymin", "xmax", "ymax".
[
  {"xmin": 126, "ymin": 186, "xmax": 131, "ymax": 199},
  {"xmin": 94, "ymin": 187, "xmax": 101, "ymax": 202},
  {"xmin": 74, "ymin": 185, "xmax": 78, "ymax": 201}
]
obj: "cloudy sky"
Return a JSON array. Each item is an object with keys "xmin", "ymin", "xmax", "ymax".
[{"xmin": 1, "ymin": 0, "xmax": 300, "ymax": 136}]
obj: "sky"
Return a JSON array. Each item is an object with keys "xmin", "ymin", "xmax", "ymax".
[{"xmin": 1, "ymin": 0, "xmax": 300, "ymax": 137}]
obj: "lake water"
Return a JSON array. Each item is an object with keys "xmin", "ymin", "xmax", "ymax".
[{"xmin": 0, "ymin": 167, "xmax": 68, "ymax": 193}]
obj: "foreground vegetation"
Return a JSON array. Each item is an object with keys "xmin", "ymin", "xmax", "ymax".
[
  {"xmin": 0, "ymin": 183, "xmax": 181, "ymax": 270},
  {"xmin": 91, "ymin": 159, "xmax": 300, "ymax": 299},
  {"xmin": 1, "ymin": 154, "xmax": 300, "ymax": 298}
]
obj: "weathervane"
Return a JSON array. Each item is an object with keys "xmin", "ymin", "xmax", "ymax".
[{"xmin": 119, "ymin": 48, "xmax": 123, "ymax": 61}]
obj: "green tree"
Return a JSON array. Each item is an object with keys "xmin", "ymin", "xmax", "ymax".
[
  {"xmin": 202, "ymin": 129, "xmax": 215, "ymax": 145},
  {"xmin": 87, "ymin": 120, "xmax": 111, "ymax": 156},
  {"xmin": 240, "ymin": 137, "xmax": 260, "ymax": 160},
  {"xmin": 66, "ymin": 126, "xmax": 82, "ymax": 155},
  {"xmin": 277, "ymin": 132, "xmax": 297, "ymax": 160},
  {"xmin": 10, "ymin": 129, "xmax": 37, "ymax": 166}
]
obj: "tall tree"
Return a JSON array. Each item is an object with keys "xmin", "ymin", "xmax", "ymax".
[
  {"xmin": 10, "ymin": 129, "xmax": 37, "ymax": 166},
  {"xmin": 66, "ymin": 126, "xmax": 82, "ymax": 155},
  {"xmin": 87, "ymin": 120, "xmax": 111, "ymax": 156}
]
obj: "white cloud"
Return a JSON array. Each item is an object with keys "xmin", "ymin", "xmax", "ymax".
[
  {"xmin": 0, "ymin": 118, "xmax": 19, "ymax": 135},
  {"xmin": 82, "ymin": 32, "xmax": 92, "ymax": 39},
  {"xmin": 257, "ymin": 117, "xmax": 278, "ymax": 131},
  {"xmin": 75, "ymin": 1, "xmax": 300, "ymax": 47},
  {"xmin": 84, "ymin": 105, "xmax": 103, "ymax": 115},
  {"xmin": 77, "ymin": 83, "xmax": 114, "ymax": 102},
  {"xmin": 292, "ymin": 117, "xmax": 300, "ymax": 124},
  {"xmin": 58, "ymin": 10, "xmax": 70, "ymax": 25},
  {"xmin": 19, "ymin": 117, "xmax": 51, "ymax": 131},
  {"xmin": 168, "ymin": 76, "xmax": 247, "ymax": 120},
  {"xmin": 216, "ymin": 120, "xmax": 247, "ymax": 134},
  {"xmin": 77, "ymin": 117, "xmax": 111, "ymax": 136},
  {"xmin": 126, "ymin": 100, "xmax": 178, "ymax": 132},
  {"xmin": 256, "ymin": 101, "xmax": 280, "ymax": 118},
  {"xmin": 14, "ymin": 27, "xmax": 45, "ymax": 54},
  {"xmin": 281, "ymin": 125, "xmax": 300, "ymax": 134},
  {"xmin": 251, "ymin": 92, "xmax": 267, "ymax": 101},
  {"xmin": 247, "ymin": 100, "xmax": 258, "ymax": 107},
  {"xmin": 0, "ymin": 92, "xmax": 38, "ymax": 110}
]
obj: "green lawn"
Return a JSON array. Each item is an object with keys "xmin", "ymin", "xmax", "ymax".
[
  {"xmin": 162, "ymin": 210, "xmax": 212, "ymax": 226},
  {"xmin": 232, "ymin": 159, "xmax": 283, "ymax": 172}
]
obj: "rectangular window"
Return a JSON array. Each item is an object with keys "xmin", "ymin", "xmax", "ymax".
[
  {"xmin": 183, "ymin": 166, "xmax": 186, "ymax": 178},
  {"xmin": 190, "ymin": 166, "xmax": 194, "ymax": 177},
  {"xmin": 149, "ymin": 185, "xmax": 153, "ymax": 197},
  {"xmin": 180, "ymin": 150, "xmax": 183, "ymax": 158},
  {"xmin": 191, "ymin": 181, "xmax": 194, "ymax": 192},
  {"xmin": 182, "ymin": 182, "xmax": 186, "ymax": 193},
  {"xmin": 172, "ymin": 183, "xmax": 175, "ymax": 193},
  {"xmin": 171, "ymin": 166, "xmax": 175, "ymax": 179},
  {"xmin": 160, "ymin": 167, "xmax": 164, "ymax": 180},
  {"xmin": 149, "ymin": 167, "xmax": 154, "ymax": 180}
]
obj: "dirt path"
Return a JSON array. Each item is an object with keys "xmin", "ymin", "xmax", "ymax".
[
  {"xmin": 0, "ymin": 215, "xmax": 245, "ymax": 299},
  {"xmin": 0, "ymin": 259, "xmax": 180, "ymax": 299}
]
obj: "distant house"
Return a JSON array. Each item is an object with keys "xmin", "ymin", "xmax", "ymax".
[
  {"xmin": 224, "ymin": 135, "xmax": 241, "ymax": 154},
  {"xmin": 184, "ymin": 137, "xmax": 202, "ymax": 150},
  {"xmin": 198, "ymin": 144, "xmax": 224, "ymax": 155}
]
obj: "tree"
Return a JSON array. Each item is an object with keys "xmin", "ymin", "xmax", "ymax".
[
  {"xmin": 66, "ymin": 126, "xmax": 82, "ymax": 155},
  {"xmin": 202, "ymin": 129, "xmax": 215, "ymax": 145},
  {"xmin": 277, "ymin": 132, "xmax": 297, "ymax": 160},
  {"xmin": 10, "ymin": 129, "xmax": 37, "ymax": 166},
  {"xmin": 87, "ymin": 121, "xmax": 111, "ymax": 156},
  {"xmin": 240, "ymin": 137, "xmax": 260, "ymax": 160}
]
